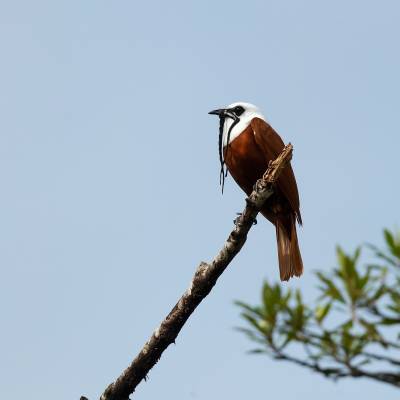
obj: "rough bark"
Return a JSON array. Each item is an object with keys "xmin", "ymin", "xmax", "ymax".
[{"xmin": 81, "ymin": 144, "xmax": 294, "ymax": 400}]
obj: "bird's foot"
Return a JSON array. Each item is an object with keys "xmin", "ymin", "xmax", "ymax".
[{"xmin": 233, "ymin": 212, "xmax": 257, "ymax": 226}]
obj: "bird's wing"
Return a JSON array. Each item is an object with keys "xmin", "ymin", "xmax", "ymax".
[{"xmin": 251, "ymin": 117, "xmax": 302, "ymax": 224}]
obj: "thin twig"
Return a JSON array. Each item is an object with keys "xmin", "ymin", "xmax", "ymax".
[
  {"xmin": 363, "ymin": 352, "xmax": 400, "ymax": 367},
  {"xmin": 80, "ymin": 144, "xmax": 293, "ymax": 400},
  {"xmin": 269, "ymin": 344, "xmax": 400, "ymax": 388}
]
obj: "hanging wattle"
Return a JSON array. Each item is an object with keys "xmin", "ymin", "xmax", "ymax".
[{"xmin": 217, "ymin": 113, "xmax": 239, "ymax": 194}]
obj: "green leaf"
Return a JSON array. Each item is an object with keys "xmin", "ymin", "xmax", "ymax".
[
  {"xmin": 248, "ymin": 348, "xmax": 267, "ymax": 354},
  {"xmin": 241, "ymin": 312, "xmax": 272, "ymax": 337},
  {"xmin": 366, "ymin": 243, "xmax": 398, "ymax": 267},
  {"xmin": 235, "ymin": 327, "xmax": 266, "ymax": 344},
  {"xmin": 316, "ymin": 271, "xmax": 345, "ymax": 303},
  {"xmin": 384, "ymin": 228, "xmax": 400, "ymax": 260},
  {"xmin": 315, "ymin": 302, "xmax": 332, "ymax": 324},
  {"xmin": 359, "ymin": 318, "xmax": 383, "ymax": 341},
  {"xmin": 365, "ymin": 285, "xmax": 387, "ymax": 306},
  {"xmin": 384, "ymin": 229, "xmax": 395, "ymax": 250},
  {"xmin": 380, "ymin": 317, "xmax": 400, "ymax": 326}
]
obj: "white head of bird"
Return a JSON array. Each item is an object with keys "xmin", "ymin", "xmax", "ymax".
[{"xmin": 209, "ymin": 102, "xmax": 266, "ymax": 147}]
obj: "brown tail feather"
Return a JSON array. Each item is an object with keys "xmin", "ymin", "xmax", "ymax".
[{"xmin": 276, "ymin": 216, "xmax": 303, "ymax": 281}]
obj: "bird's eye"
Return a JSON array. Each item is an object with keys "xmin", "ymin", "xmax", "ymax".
[{"xmin": 233, "ymin": 106, "xmax": 245, "ymax": 116}]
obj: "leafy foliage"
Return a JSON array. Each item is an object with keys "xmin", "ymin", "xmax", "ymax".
[{"xmin": 236, "ymin": 228, "xmax": 400, "ymax": 388}]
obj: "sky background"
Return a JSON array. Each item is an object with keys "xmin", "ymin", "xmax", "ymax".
[{"xmin": 1, "ymin": 1, "xmax": 399, "ymax": 399}]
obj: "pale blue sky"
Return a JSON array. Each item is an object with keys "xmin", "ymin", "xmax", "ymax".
[{"xmin": 1, "ymin": 1, "xmax": 399, "ymax": 399}]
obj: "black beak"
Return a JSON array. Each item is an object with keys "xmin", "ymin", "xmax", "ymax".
[{"xmin": 208, "ymin": 108, "xmax": 227, "ymax": 117}]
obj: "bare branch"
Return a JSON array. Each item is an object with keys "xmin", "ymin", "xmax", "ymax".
[
  {"xmin": 271, "ymin": 346, "xmax": 400, "ymax": 388},
  {"xmin": 363, "ymin": 352, "xmax": 400, "ymax": 367},
  {"xmin": 81, "ymin": 144, "xmax": 294, "ymax": 400}
]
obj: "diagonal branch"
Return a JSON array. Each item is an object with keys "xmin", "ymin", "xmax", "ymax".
[{"xmin": 81, "ymin": 144, "xmax": 294, "ymax": 400}]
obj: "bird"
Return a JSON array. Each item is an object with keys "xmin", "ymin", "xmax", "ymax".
[{"xmin": 209, "ymin": 102, "xmax": 303, "ymax": 281}]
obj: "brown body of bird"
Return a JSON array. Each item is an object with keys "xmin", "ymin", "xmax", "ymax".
[{"xmin": 209, "ymin": 102, "xmax": 303, "ymax": 281}]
